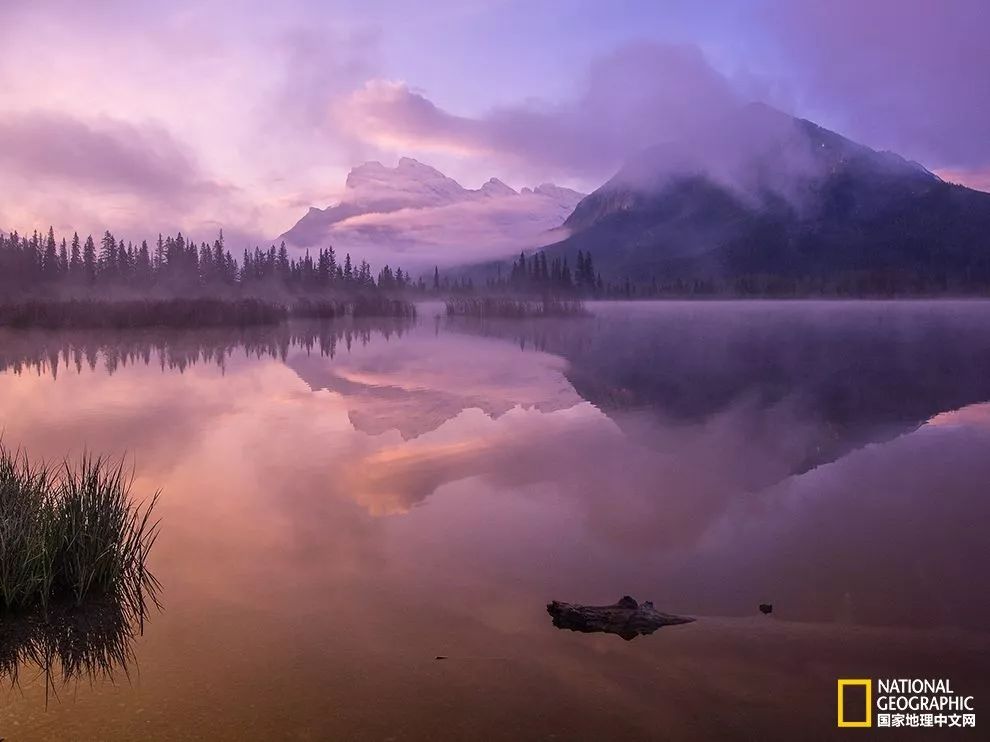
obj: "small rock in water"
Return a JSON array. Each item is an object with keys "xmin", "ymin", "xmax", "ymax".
[
  {"xmin": 547, "ymin": 596, "xmax": 694, "ymax": 640},
  {"xmin": 759, "ymin": 603, "xmax": 773, "ymax": 615}
]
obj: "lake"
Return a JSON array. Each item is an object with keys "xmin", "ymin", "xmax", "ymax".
[{"xmin": 1, "ymin": 301, "xmax": 988, "ymax": 740}]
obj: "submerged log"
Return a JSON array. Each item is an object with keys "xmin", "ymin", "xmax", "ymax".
[{"xmin": 546, "ymin": 595, "xmax": 694, "ymax": 640}]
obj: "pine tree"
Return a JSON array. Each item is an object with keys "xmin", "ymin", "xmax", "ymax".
[
  {"xmin": 137, "ymin": 240, "xmax": 152, "ymax": 284},
  {"xmin": 154, "ymin": 234, "xmax": 165, "ymax": 272},
  {"xmin": 69, "ymin": 232, "xmax": 81, "ymax": 275},
  {"xmin": 58, "ymin": 238, "xmax": 68, "ymax": 275},
  {"xmin": 118, "ymin": 242, "xmax": 130, "ymax": 281},
  {"xmin": 83, "ymin": 235, "xmax": 97, "ymax": 283},
  {"xmin": 99, "ymin": 231, "xmax": 117, "ymax": 278},
  {"xmin": 43, "ymin": 227, "xmax": 58, "ymax": 279}
]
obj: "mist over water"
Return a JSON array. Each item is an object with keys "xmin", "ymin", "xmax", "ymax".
[
  {"xmin": 446, "ymin": 301, "xmax": 990, "ymax": 627},
  {"xmin": 1, "ymin": 301, "xmax": 988, "ymax": 738}
]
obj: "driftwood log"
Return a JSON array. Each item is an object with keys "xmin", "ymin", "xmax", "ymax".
[{"xmin": 547, "ymin": 595, "xmax": 694, "ymax": 640}]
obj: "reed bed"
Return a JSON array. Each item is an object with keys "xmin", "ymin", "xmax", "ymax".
[
  {"xmin": 0, "ymin": 296, "xmax": 417, "ymax": 329},
  {"xmin": 289, "ymin": 295, "xmax": 416, "ymax": 319},
  {"xmin": 445, "ymin": 296, "xmax": 588, "ymax": 319},
  {"xmin": 0, "ymin": 298, "xmax": 286, "ymax": 329},
  {"xmin": 0, "ymin": 446, "xmax": 160, "ymax": 617},
  {"xmin": 350, "ymin": 295, "xmax": 418, "ymax": 319}
]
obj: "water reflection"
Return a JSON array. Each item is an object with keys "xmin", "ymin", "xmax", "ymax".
[
  {"xmin": 0, "ymin": 597, "xmax": 153, "ymax": 705},
  {"xmin": 449, "ymin": 301, "xmax": 990, "ymax": 470},
  {"xmin": 0, "ymin": 318, "xmax": 416, "ymax": 379},
  {"xmin": 0, "ymin": 303, "xmax": 988, "ymax": 737}
]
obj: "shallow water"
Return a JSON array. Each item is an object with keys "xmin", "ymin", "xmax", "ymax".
[{"xmin": 1, "ymin": 301, "xmax": 988, "ymax": 740}]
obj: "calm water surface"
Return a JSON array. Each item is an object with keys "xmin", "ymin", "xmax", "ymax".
[{"xmin": 1, "ymin": 301, "xmax": 988, "ymax": 740}]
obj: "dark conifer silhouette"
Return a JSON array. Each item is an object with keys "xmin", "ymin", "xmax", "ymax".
[{"xmin": 0, "ymin": 227, "xmax": 419, "ymax": 300}]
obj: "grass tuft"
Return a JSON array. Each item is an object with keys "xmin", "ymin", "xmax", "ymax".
[{"xmin": 0, "ymin": 445, "xmax": 160, "ymax": 616}]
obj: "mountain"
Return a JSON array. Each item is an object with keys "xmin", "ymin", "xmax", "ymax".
[
  {"xmin": 280, "ymin": 158, "xmax": 584, "ymax": 271},
  {"xmin": 544, "ymin": 103, "xmax": 990, "ymax": 292}
]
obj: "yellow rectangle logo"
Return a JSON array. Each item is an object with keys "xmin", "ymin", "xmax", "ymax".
[{"xmin": 837, "ymin": 679, "xmax": 872, "ymax": 727}]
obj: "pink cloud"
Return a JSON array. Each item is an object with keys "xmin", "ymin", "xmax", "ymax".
[
  {"xmin": 0, "ymin": 110, "xmax": 274, "ymax": 245},
  {"xmin": 335, "ymin": 42, "xmax": 739, "ymax": 183},
  {"xmin": 935, "ymin": 168, "xmax": 990, "ymax": 194},
  {"xmin": 0, "ymin": 111, "xmax": 219, "ymax": 203}
]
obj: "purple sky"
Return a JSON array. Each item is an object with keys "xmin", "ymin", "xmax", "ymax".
[{"xmin": 0, "ymin": 0, "xmax": 987, "ymax": 245}]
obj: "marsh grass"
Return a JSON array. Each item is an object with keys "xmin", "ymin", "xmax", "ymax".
[
  {"xmin": 290, "ymin": 295, "xmax": 416, "ymax": 319},
  {"xmin": 0, "ymin": 296, "xmax": 417, "ymax": 329},
  {"xmin": 0, "ymin": 298, "xmax": 287, "ymax": 329},
  {"xmin": 0, "ymin": 446, "xmax": 160, "ymax": 617},
  {"xmin": 445, "ymin": 296, "xmax": 588, "ymax": 319},
  {"xmin": 350, "ymin": 295, "xmax": 418, "ymax": 319}
]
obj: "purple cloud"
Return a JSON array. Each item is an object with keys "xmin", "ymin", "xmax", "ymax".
[
  {"xmin": 765, "ymin": 0, "xmax": 990, "ymax": 171},
  {"xmin": 0, "ymin": 111, "xmax": 219, "ymax": 203},
  {"xmin": 338, "ymin": 42, "xmax": 740, "ymax": 183}
]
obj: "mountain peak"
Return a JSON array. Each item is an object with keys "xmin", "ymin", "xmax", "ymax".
[
  {"xmin": 339, "ymin": 157, "xmax": 467, "ymax": 212},
  {"xmin": 551, "ymin": 105, "xmax": 990, "ymax": 289},
  {"xmin": 534, "ymin": 183, "xmax": 583, "ymax": 201},
  {"xmin": 396, "ymin": 157, "xmax": 446, "ymax": 177},
  {"xmin": 480, "ymin": 178, "xmax": 517, "ymax": 197},
  {"xmin": 279, "ymin": 157, "xmax": 586, "ymax": 259}
]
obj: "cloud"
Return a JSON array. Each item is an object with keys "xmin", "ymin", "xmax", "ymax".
[
  {"xmin": 936, "ymin": 168, "xmax": 990, "ymax": 194},
  {"xmin": 274, "ymin": 26, "xmax": 381, "ymax": 131},
  {"xmin": 336, "ymin": 9, "xmax": 990, "ymax": 184},
  {"xmin": 0, "ymin": 110, "xmax": 277, "ymax": 244},
  {"xmin": 336, "ymin": 42, "xmax": 740, "ymax": 183},
  {"xmin": 325, "ymin": 193, "xmax": 580, "ymax": 269},
  {"xmin": 0, "ymin": 111, "xmax": 219, "ymax": 202},
  {"xmin": 3, "ymin": 1, "xmax": 987, "ymax": 248},
  {"xmin": 764, "ymin": 0, "xmax": 990, "ymax": 171}
]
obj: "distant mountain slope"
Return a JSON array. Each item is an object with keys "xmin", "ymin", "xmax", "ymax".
[
  {"xmin": 545, "ymin": 104, "xmax": 990, "ymax": 291},
  {"xmin": 280, "ymin": 158, "xmax": 584, "ymax": 272}
]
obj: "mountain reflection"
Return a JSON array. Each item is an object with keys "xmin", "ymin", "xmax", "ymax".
[{"xmin": 447, "ymin": 301, "xmax": 990, "ymax": 469}]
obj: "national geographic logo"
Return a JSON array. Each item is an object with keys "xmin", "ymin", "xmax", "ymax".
[
  {"xmin": 838, "ymin": 678, "xmax": 976, "ymax": 729},
  {"xmin": 837, "ymin": 679, "xmax": 872, "ymax": 728}
]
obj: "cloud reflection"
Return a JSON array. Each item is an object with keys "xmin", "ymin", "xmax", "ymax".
[{"xmin": 0, "ymin": 307, "xmax": 987, "ymax": 631}]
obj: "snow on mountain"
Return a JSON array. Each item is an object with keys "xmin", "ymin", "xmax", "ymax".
[
  {"xmin": 479, "ymin": 178, "xmax": 517, "ymax": 198},
  {"xmin": 343, "ymin": 157, "xmax": 469, "ymax": 211},
  {"xmin": 279, "ymin": 158, "xmax": 584, "ymax": 271}
]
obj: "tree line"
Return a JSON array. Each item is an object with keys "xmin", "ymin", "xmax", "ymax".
[
  {"xmin": 9, "ymin": 226, "xmax": 944, "ymax": 302},
  {"xmin": 0, "ymin": 228, "xmax": 424, "ymax": 297},
  {"xmin": 469, "ymin": 249, "xmax": 604, "ymax": 296}
]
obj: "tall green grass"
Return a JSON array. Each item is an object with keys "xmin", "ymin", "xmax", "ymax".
[{"xmin": 0, "ymin": 446, "xmax": 160, "ymax": 616}]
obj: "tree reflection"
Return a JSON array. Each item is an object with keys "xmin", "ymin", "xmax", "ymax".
[{"xmin": 0, "ymin": 318, "xmax": 415, "ymax": 380}]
